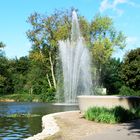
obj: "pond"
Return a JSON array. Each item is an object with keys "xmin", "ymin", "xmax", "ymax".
[{"xmin": 0, "ymin": 102, "xmax": 78, "ymax": 140}]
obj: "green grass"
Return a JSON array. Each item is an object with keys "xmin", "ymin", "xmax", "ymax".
[
  {"xmin": 0, "ymin": 113, "xmax": 40, "ymax": 118},
  {"xmin": 6, "ymin": 113, "xmax": 40, "ymax": 118},
  {"xmin": 0, "ymin": 94, "xmax": 40, "ymax": 102},
  {"xmin": 0, "ymin": 93, "xmax": 55, "ymax": 102},
  {"xmin": 84, "ymin": 106, "xmax": 140, "ymax": 124}
]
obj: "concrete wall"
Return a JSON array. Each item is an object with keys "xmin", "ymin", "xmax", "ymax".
[{"xmin": 78, "ymin": 95, "xmax": 140, "ymax": 113}]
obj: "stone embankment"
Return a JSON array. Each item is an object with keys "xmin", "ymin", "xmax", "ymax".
[{"xmin": 25, "ymin": 111, "xmax": 79, "ymax": 140}]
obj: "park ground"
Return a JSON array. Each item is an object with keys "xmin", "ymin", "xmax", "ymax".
[{"xmin": 47, "ymin": 111, "xmax": 140, "ymax": 140}]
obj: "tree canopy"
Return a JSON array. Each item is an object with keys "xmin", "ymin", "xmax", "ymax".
[
  {"xmin": 91, "ymin": 15, "xmax": 126, "ymax": 66},
  {"xmin": 90, "ymin": 15, "xmax": 126, "ymax": 86},
  {"xmin": 121, "ymin": 48, "xmax": 140, "ymax": 90},
  {"xmin": 0, "ymin": 8, "xmax": 133, "ymax": 101}
]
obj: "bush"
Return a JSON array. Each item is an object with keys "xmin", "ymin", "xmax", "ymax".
[
  {"xmin": 85, "ymin": 106, "xmax": 140, "ymax": 124},
  {"xmin": 39, "ymin": 88, "xmax": 55, "ymax": 102},
  {"xmin": 119, "ymin": 86, "xmax": 140, "ymax": 96},
  {"xmin": 112, "ymin": 106, "xmax": 134, "ymax": 122}
]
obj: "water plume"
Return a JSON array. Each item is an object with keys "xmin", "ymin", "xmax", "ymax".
[{"xmin": 57, "ymin": 11, "xmax": 93, "ymax": 103}]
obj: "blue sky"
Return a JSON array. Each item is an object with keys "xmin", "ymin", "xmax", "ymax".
[{"xmin": 0, "ymin": 0, "xmax": 140, "ymax": 59}]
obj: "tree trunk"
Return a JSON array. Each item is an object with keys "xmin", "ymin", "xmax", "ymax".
[
  {"xmin": 30, "ymin": 87, "xmax": 33, "ymax": 94},
  {"xmin": 49, "ymin": 52, "xmax": 56, "ymax": 89},
  {"xmin": 99, "ymin": 64, "xmax": 102, "ymax": 87},
  {"xmin": 47, "ymin": 74, "xmax": 52, "ymax": 88}
]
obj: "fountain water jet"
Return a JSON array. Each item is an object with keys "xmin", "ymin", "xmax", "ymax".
[{"xmin": 57, "ymin": 11, "xmax": 93, "ymax": 103}]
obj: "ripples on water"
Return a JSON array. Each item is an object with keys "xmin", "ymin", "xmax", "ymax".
[
  {"xmin": 0, "ymin": 117, "xmax": 42, "ymax": 139},
  {"xmin": 0, "ymin": 102, "xmax": 78, "ymax": 139}
]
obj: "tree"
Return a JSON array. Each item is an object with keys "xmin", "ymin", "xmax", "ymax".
[
  {"xmin": 26, "ymin": 9, "xmax": 90, "ymax": 91},
  {"xmin": 9, "ymin": 57, "xmax": 30, "ymax": 94},
  {"xmin": 0, "ymin": 42, "xmax": 5, "ymax": 48},
  {"xmin": 102, "ymin": 58, "xmax": 123, "ymax": 94},
  {"xmin": 25, "ymin": 55, "xmax": 48, "ymax": 95},
  {"xmin": 0, "ymin": 42, "xmax": 14, "ymax": 94},
  {"xmin": 26, "ymin": 9, "xmax": 72, "ymax": 90},
  {"xmin": 121, "ymin": 48, "xmax": 140, "ymax": 90},
  {"xmin": 0, "ymin": 56, "xmax": 14, "ymax": 94},
  {"xmin": 90, "ymin": 15, "xmax": 126, "ymax": 86},
  {"xmin": 27, "ymin": 9, "xmax": 126, "ymax": 96},
  {"xmin": 0, "ymin": 42, "xmax": 5, "ymax": 56}
]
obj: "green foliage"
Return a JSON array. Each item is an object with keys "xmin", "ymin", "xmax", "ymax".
[
  {"xmin": 0, "ymin": 42, "xmax": 5, "ymax": 48},
  {"xmin": 102, "ymin": 58, "xmax": 123, "ymax": 94},
  {"xmin": 0, "ymin": 42, "xmax": 6, "ymax": 56},
  {"xmin": 121, "ymin": 48, "xmax": 140, "ymax": 91},
  {"xmin": 26, "ymin": 9, "xmax": 91, "ymax": 91},
  {"xmin": 5, "ymin": 113, "xmax": 40, "ymax": 118},
  {"xmin": 0, "ymin": 94, "xmax": 39, "ymax": 102},
  {"xmin": 0, "ymin": 56, "xmax": 14, "ymax": 94},
  {"xmin": 119, "ymin": 86, "xmax": 140, "ymax": 96},
  {"xmin": 91, "ymin": 15, "xmax": 126, "ymax": 64},
  {"xmin": 90, "ymin": 15, "xmax": 126, "ymax": 87},
  {"xmin": 0, "ymin": 9, "xmax": 127, "ymax": 102},
  {"xmin": 9, "ymin": 57, "xmax": 30, "ymax": 94},
  {"xmin": 40, "ymin": 88, "xmax": 55, "ymax": 102},
  {"xmin": 85, "ymin": 106, "xmax": 140, "ymax": 124},
  {"xmin": 111, "ymin": 106, "xmax": 134, "ymax": 122}
]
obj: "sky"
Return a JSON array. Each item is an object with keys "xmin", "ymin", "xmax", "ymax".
[{"xmin": 0, "ymin": 0, "xmax": 140, "ymax": 60}]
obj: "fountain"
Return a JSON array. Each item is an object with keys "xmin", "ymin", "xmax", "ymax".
[
  {"xmin": 57, "ymin": 11, "xmax": 93, "ymax": 104},
  {"xmin": 56, "ymin": 10, "xmax": 140, "ymax": 110}
]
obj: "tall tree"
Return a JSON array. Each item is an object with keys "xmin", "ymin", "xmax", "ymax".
[
  {"xmin": 27, "ymin": 9, "xmax": 126, "ymax": 93},
  {"xmin": 26, "ymin": 9, "xmax": 72, "ymax": 90},
  {"xmin": 102, "ymin": 58, "xmax": 123, "ymax": 94},
  {"xmin": 0, "ymin": 56, "xmax": 14, "ymax": 94},
  {"xmin": 121, "ymin": 48, "xmax": 140, "ymax": 90},
  {"xmin": 0, "ymin": 42, "xmax": 13, "ymax": 94},
  {"xmin": 26, "ymin": 9, "xmax": 90, "ymax": 90},
  {"xmin": 10, "ymin": 57, "xmax": 30, "ymax": 94},
  {"xmin": 90, "ymin": 15, "xmax": 126, "ymax": 86}
]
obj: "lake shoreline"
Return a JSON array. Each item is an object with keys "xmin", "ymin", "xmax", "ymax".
[
  {"xmin": 0, "ymin": 99, "xmax": 15, "ymax": 102},
  {"xmin": 0, "ymin": 99, "xmax": 40, "ymax": 103},
  {"xmin": 0, "ymin": 94, "xmax": 44, "ymax": 103},
  {"xmin": 25, "ymin": 110, "xmax": 114, "ymax": 140},
  {"xmin": 25, "ymin": 111, "xmax": 79, "ymax": 140},
  {"xmin": 25, "ymin": 110, "xmax": 140, "ymax": 140}
]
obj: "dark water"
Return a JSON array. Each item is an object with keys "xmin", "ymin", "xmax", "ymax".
[{"xmin": 0, "ymin": 102, "xmax": 78, "ymax": 140}]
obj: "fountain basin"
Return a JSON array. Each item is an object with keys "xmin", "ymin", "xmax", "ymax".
[{"xmin": 78, "ymin": 95, "xmax": 140, "ymax": 113}]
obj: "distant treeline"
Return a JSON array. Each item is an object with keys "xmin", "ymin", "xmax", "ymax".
[{"xmin": 0, "ymin": 9, "xmax": 139, "ymax": 102}]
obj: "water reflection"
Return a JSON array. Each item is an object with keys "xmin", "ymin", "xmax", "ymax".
[{"xmin": 0, "ymin": 102, "xmax": 78, "ymax": 139}]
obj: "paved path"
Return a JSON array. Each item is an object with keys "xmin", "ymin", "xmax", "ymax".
[{"xmin": 83, "ymin": 119, "xmax": 140, "ymax": 140}]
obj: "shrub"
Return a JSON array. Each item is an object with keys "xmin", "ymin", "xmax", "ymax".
[
  {"xmin": 85, "ymin": 106, "xmax": 140, "ymax": 124},
  {"xmin": 119, "ymin": 86, "xmax": 140, "ymax": 96},
  {"xmin": 39, "ymin": 88, "xmax": 55, "ymax": 102},
  {"xmin": 112, "ymin": 106, "xmax": 134, "ymax": 122}
]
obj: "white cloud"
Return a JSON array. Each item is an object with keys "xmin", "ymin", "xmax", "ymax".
[
  {"xmin": 99, "ymin": 0, "xmax": 140, "ymax": 16},
  {"xmin": 114, "ymin": 0, "xmax": 127, "ymax": 6},
  {"xmin": 99, "ymin": 0, "xmax": 111, "ymax": 12}
]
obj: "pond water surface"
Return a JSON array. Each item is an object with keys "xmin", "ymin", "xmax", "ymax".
[{"xmin": 0, "ymin": 102, "xmax": 78, "ymax": 140}]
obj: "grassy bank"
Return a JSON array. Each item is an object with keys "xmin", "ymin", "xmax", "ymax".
[
  {"xmin": 85, "ymin": 106, "xmax": 140, "ymax": 124},
  {"xmin": 0, "ymin": 94, "xmax": 43, "ymax": 102}
]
